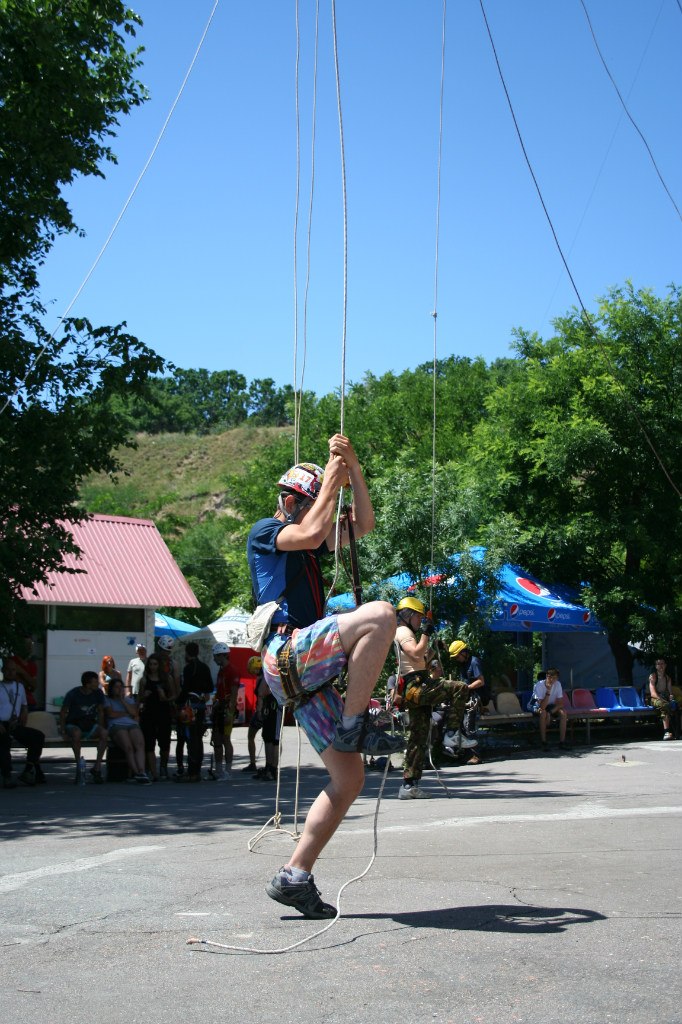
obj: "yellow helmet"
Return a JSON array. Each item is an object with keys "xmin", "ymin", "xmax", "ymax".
[
  {"xmin": 449, "ymin": 640, "xmax": 468, "ymax": 658},
  {"xmin": 246, "ymin": 655, "xmax": 262, "ymax": 674},
  {"xmin": 396, "ymin": 596, "xmax": 426, "ymax": 616}
]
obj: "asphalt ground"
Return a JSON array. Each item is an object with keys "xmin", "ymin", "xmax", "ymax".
[{"xmin": 1, "ymin": 729, "xmax": 681, "ymax": 1024}]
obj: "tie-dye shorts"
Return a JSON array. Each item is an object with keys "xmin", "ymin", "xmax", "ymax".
[{"xmin": 262, "ymin": 615, "xmax": 347, "ymax": 753}]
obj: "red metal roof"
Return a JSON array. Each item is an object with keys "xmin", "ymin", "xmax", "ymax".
[{"xmin": 21, "ymin": 514, "xmax": 200, "ymax": 609}]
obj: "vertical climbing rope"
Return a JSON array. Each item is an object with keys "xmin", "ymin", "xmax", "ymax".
[
  {"xmin": 293, "ymin": 0, "xmax": 302, "ymax": 464},
  {"xmin": 293, "ymin": 0, "xmax": 320, "ymax": 465},
  {"xmin": 429, "ymin": 0, "xmax": 448, "ymax": 614},
  {"xmin": 331, "ymin": 0, "xmax": 348, "ymax": 436}
]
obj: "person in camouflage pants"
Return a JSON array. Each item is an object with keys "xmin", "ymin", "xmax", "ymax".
[{"xmin": 401, "ymin": 660, "xmax": 473, "ymax": 793}]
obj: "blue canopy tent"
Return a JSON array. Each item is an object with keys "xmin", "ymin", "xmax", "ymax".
[
  {"xmin": 154, "ymin": 612, "xmax": 200, "ymax": 638},
  {"xmin": 328, "ymin": 551, "xmax": 600, "ymax": 633}
]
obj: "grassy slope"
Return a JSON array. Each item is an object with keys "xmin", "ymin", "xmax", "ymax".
[{"xmin": 80, "ymin": 424, "xmax": 289, "ymax": 524}]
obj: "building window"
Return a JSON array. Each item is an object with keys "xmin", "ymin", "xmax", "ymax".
[{"xmin": 51, "ymin": 607, "xmax": 145, "ymax": 631}]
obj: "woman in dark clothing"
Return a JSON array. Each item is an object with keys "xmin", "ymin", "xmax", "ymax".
[{"xmin": 138, "ymin": 654, "xmax": 175, "ymax": 780}]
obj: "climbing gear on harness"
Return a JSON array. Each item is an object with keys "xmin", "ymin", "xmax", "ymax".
[
  {"xmin": 276, "ymin": 638, "xmax": 306, "ymax": 706},
  {"xmin": 266, "ymin": 868, "xmax": 337, "ymax": 920},
  {"xmin": 403, "ymin": 669, "xmax": 428, "ymax": 706}
]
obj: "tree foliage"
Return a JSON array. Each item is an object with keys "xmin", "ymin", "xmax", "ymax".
[
  {"xmin": 0, "ymin": 2, "xmax": 166, "ymax": 650},
  {"xmin": 470, "ymin": 283, "xmax": 682, "ymax": 678}
]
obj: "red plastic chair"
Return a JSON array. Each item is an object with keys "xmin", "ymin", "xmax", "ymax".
[{"xmin": 570, "ymin": 688, "xmax": 598, "ymax": 711}]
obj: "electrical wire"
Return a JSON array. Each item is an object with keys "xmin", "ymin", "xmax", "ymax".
[
  {"xmin": 540, "ymin": 0, "xmax": 666, "ymax": 325},
  {"xmin": 579, "ymin": 0, "xmax": 681, "ymax": 223},
  {"xmin": 477, "ymin": 0, "xmax": 681, "ymax": 500}
]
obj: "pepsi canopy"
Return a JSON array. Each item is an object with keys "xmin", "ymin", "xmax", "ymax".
[
  {"xmin": 488, "ymin": 563, "xmax": 599, "ymax": 632},
  {"xmin": 327, "ymin": 556, "xmax": 599, "ymax": 633}
]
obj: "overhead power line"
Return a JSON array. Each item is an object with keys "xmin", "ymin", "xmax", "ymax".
[{"xmin": 579, "ymin": 0, "xmax": 682, "ymax": 224}]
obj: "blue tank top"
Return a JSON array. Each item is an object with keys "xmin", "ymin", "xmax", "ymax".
[{"xmin": 247, "ymin": 517, "xmax": 327, "ymax": 629}]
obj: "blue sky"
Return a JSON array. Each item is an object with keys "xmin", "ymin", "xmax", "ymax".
[{"xmin": 39, "ymin": 0, "xmax": 682, "ymax": 398}]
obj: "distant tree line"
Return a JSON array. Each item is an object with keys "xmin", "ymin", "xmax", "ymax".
[{"xmin": 114, "ymin": 369, "xmax": 296, "ymax": 433}]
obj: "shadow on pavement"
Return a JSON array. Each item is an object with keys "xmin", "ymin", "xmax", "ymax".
[
  {"xmin": 0, "ymin": 757, "xmax": 581, "ymax": 839},
  {"xmin": 344, "ymin": 903, "xmax": 606, "ymax": 933}
]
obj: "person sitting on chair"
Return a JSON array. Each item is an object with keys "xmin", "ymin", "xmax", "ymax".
[
  {"xmin": 0, "ymin": 657, "xmax": 46, "ymax": 788},
  {"xmin": 60, "ymin": 670, "xmax": 108, "ymax": 784},
  {"xmin": 532, "ymin": 668, "xmax": 569, "ymax": 751}
]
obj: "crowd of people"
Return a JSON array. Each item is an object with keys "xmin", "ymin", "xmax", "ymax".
[{"xmin": 0, "ymin": 641, "xmax": 277, "ymax": 789}]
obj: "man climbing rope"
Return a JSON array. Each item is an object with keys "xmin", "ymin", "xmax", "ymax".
[
  {"xmin": 247, "ymin": 434, "xmax": 404, "ymax": 920},
  {"xmin": 394, "ymin": 598, "xmax": 476, "ymax": 798}
]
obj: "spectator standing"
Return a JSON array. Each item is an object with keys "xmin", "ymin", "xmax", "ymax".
[
  {"xmin": 138, "ymin": 654, "xmax": 175, "ymax": 780},
  {"xmin": 0, "ymin": 657, "xmax": 45, "ymax": 788},
  {"xmin": 11, "ymin": 635, "xmax": 38, "ymax": 708},
  {"xmin": 99, "ymin": 655, "xmax": 123, "ymax": 692},
  {"xmin": 125, "ymin": 644, "xmax": 147, "ymax": 697},
  {"xmin": 649, "ymin": 657, "xmax": 675, "ymax": 740},
  {"xmin": 211, "ymin": 642, "xmax": 240, "ymax": 780},
  {"xmin": 242, "ymin": 656, "xmax": 264, "ymax": 773},
  {"xmin": 447, "ymin": 640, "xmax": 488, "ymax": 764},
  {"xmin": 174, "ymin": 641, "xmax": 213, "ymax": 783},
  {"xmin": 532, "ymin": 668, "xmax": 569, "ymax": 751},
  {"xmin": 59, "ymin": 670, "xmax": 108, "ymax": 783},
  {"xmin": 253, "ymin": 683, "xmax": 282, "ymax": 782}
]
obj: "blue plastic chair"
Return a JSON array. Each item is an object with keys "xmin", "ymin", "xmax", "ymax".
[
  {"xmin": 618, "ymin": 686, "xmax": 646, "ymax": 710},
  {"xmin": 595, "ymin": 686, "xmax": 626, "ymax": 711}
]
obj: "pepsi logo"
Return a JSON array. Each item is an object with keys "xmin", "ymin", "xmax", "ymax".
[
  {"xmin": 547, "ymin": 609, "xmax": 556, "ymax": 621},
  {"xmin": 510, "ymin": 603, "xmax": 519, "ymax": 617},
  {"xmin": 517, "ymin": 577, "xmax": 551, "ymax": 598},
  {"xmin": 582, "ymin": 611, "xmax": 591, "ymax": 623}
]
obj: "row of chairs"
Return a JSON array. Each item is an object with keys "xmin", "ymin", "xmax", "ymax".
[{"xmin": 491, "ymin": 686, "xmax": 651, "ymax": 717}]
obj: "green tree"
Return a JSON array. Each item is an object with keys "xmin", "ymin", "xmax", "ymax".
[
  {"xmin": 471, "ymin": 283, "xmax": 682, "ymax": 680},
  {"xmin": 0, "ymin": 2, "xmax": 166, "ymax": 651},
  {"xmin": 163, "ymin": 515, "xmax": 237, "ymax": 626}
]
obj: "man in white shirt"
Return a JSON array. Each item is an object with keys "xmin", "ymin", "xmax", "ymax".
[
  {"xmin": 0, "ymin": 657, "xmax": 46, "ymax": 788},
  {"xmin": 532, "ymin": 668, "xmax": 569, "ymax": 751},
  {"xmin": 125, "ymin": 644, "xmax": 147, "ymax": 696}
]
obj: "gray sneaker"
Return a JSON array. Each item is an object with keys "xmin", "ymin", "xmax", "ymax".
[
  {"xmin": 266, "ymin": 868, "xmax": 336, "ymax": 919},
  {"xmin": 332, "ymin": 714, "xmax": 406, "ymax": 756}
]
